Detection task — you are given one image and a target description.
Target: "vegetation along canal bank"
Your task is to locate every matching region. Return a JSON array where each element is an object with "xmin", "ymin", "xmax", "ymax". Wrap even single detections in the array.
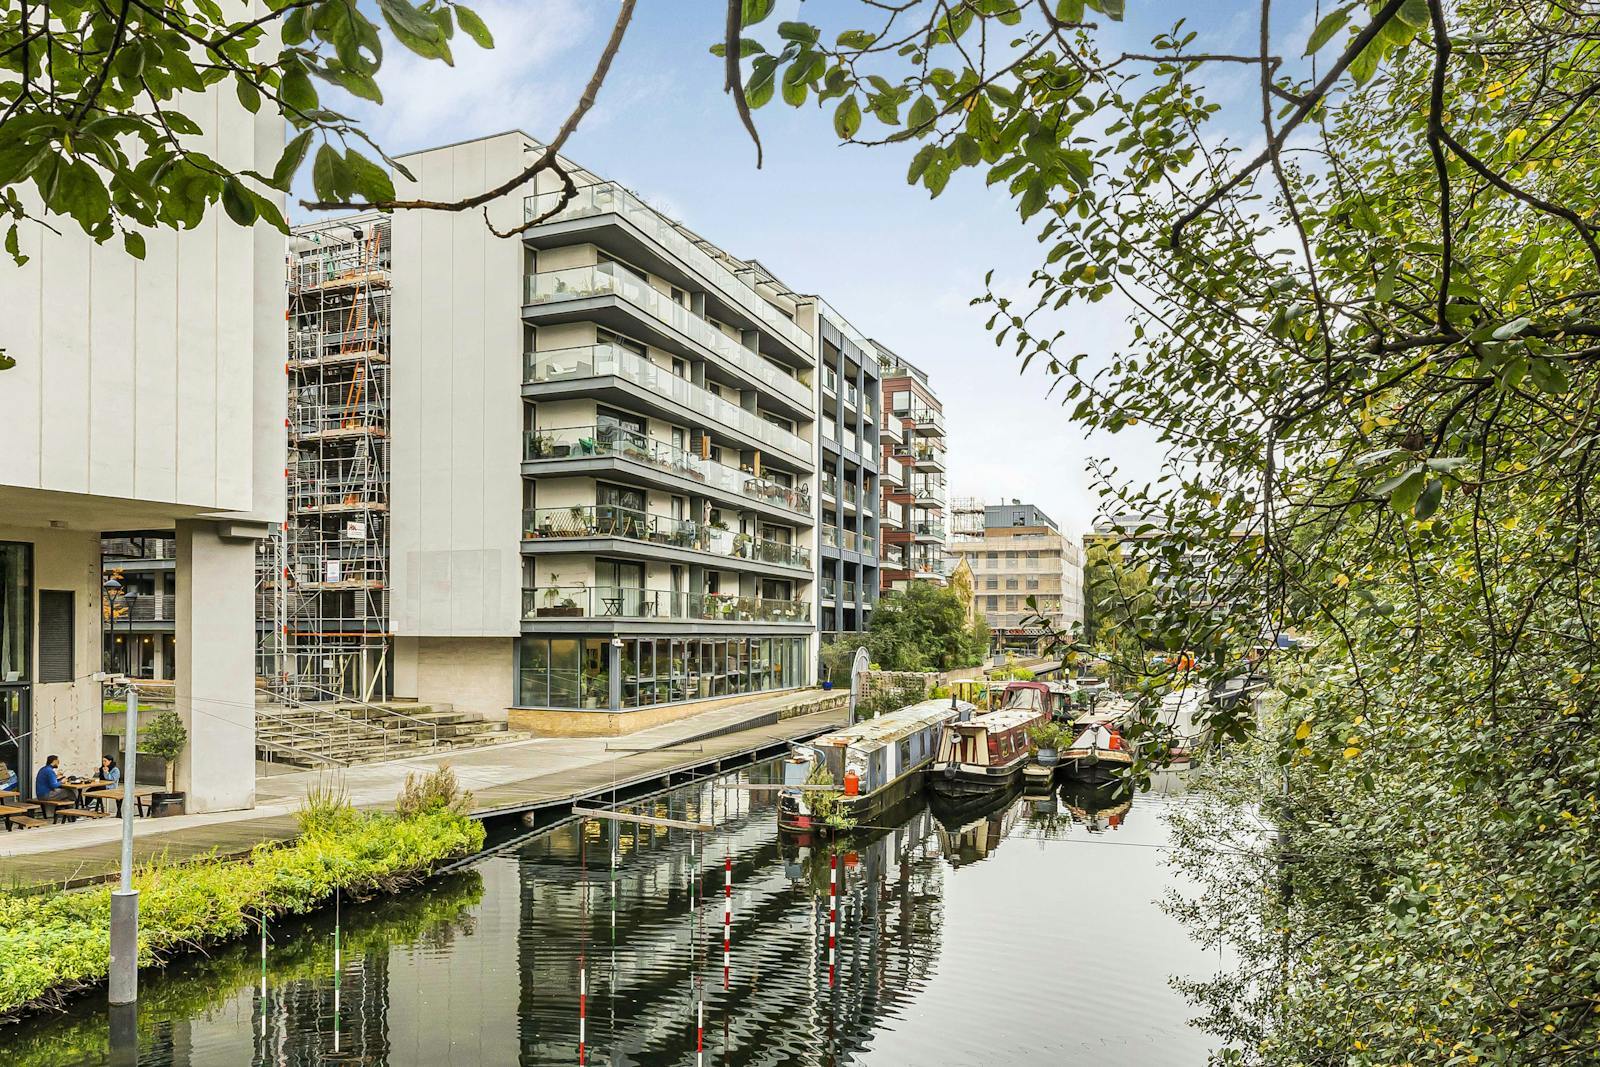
[{"xmin": 0, "ymin": 769, "xmax": 483, "ymax": 1022}]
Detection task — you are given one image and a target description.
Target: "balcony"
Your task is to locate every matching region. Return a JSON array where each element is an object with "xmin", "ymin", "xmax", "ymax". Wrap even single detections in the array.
[
  {"xmin": 523, "ymin": 263, "xmax": 812, "ymax": 411},
  {"xmin": 911, "ymin": 479, "xmax": 947, "ymax": 508},
  {"xmin": 912, "ymin": 521, "xmax": 946, "ymax": 542},
  {"xmin": 895, "ymin": 401, "xmax": 945, "ymax": 434},
  {"xmin": 523, "ymin": 586, "xmax": 811, "ymax": 624},
  {"xmin": 117, "ymin": 593, "xmax": 175, "ymax": 622},
  {"xmin": 821, "ymin": 527, "xmax": 839, "ymax": 549},
  {"xmin": 525, "ymin": 345, "xmax": 809, "ymax": 464},
  {"xmin": 822, "ymin": 577, "xmax": 836, "ymax": 600},
  {"xmin": 523, "ymin": 506, "xmax": 810, "ymax": 570},
  {"xmin": 524, "ymin": 425, "xmax": 812, "ymax": 518},
  {"xmin": 860, "ymin": 532, "xmax": 877, "ymax": 556},
  {"xmin": 911, "ymin": 443, "xmax": 947, "ymax": 472},
  {"xmin": 524, "ymin": 183, "xmax": 815, "ymax": 362}
]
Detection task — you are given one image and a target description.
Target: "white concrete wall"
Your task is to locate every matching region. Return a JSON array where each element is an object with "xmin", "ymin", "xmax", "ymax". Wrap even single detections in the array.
[
  {"xmin": 0, "ymin": 81, "xmax": 285, "ymax": 524},
  {"xmin": 0, "ymin": 526, "xmax": 102, "ymax": 777},
  {"xmin": 175, "ymin": 521, "xmax": 256, "ymax": 812},
  {"xmin": 391, "ymin": 132, "xmax": 526, "ymax": 638}
]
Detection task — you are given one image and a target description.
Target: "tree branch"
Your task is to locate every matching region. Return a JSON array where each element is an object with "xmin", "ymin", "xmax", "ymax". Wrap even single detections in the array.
[{"xmin": 724, "ymin": 0, "xmax": 764, "ymax": 168}]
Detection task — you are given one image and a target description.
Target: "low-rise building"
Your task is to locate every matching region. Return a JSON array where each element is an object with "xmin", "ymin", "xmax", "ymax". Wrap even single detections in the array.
[{"xmin": 949, "ymin": 502, "xmax": 1084, "ymax": 650}]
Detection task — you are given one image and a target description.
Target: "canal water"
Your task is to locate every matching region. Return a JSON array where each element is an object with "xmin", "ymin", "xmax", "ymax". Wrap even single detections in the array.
[{"xmin": 10, "ymin": 762, "xmax": 1221, "ymax": 1065}]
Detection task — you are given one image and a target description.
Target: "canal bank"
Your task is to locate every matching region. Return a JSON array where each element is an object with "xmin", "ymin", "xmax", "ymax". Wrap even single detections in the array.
[
  {"xmin": 3, "ymin": 760, "xmax": 1217, "ymax": 1065},
  {"xmin": 0, "ymin": 689, "xmax": 848, "ymax": 891}
]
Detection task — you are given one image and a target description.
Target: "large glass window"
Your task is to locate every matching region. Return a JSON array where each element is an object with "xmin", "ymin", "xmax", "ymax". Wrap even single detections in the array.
[
  {"xmin": 518, "ymin": 637, "xmax": 550, "ymax": 707},
  {"xmin": 0, "ymin": 542, "xmax": 28, "ymax": 684},
  {"xmin": 549, "ymin": 638, "xmax": 581, "ymax": 708},
  {"xmin": 582, "ymin": 638, "xmax": 610, "ymax": 709}
]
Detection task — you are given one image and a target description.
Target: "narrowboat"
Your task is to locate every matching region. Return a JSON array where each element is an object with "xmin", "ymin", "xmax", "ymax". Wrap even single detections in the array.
[
  {"xmin": 926, "ymin": 703, "xmax": 1050, "ymax": 801},
  {"xmin": 933, "ymin": 790, "xmax": 1029, "ymax": 867},
  {"xmin": 1059, "ymin": 698, "xmax": 1137, "ymax": 782},
  {"xmin": 778, "ymin": 698, "xmax": 976, "ymax": 833},
  {"xmin": 997, "ymin": 679, "xmax": 1077, "ymax": 721}
]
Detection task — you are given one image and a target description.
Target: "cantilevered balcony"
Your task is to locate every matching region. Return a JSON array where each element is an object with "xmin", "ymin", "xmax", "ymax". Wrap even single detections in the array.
[
  {"xmin": 523, "ymin": 586, "xmax": 811, "ymax": 625},
  {"xmin": 523, "ymin": 264, "xmax": 812, "ymax": 414},
  {"xmin": 523, "ymin": 424, "xmax": 812, "ymax": 520},
  {"xmin": 522, "ymin": 184, "xmax": 815, "ymax": 364},
  {"xmin": 525, "ymin": 344, "xmax": 810, "ymax": 464},
  {"xmin": 896, "ymin": 401, "xmax": 945, "ymax": 435},
  {"xmin": 522, "ymin": 505, "xmax": 810, "ymax": 571},
  {"xmin": 912, "ymin": 520, "xmax": 946, "ymax": 542},
  {"xmin": 910, "ymin": 442, "xmax": 946, "ymax": 473}
]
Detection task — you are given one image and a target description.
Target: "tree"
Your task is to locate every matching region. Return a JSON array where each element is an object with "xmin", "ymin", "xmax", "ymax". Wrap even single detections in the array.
[
  {"xmin": 722, "ymin": 0, "xmax": 1600, "ymax": 1060},
  {"xmin": 824, "ymin": 580, "xmax": 988, "ymax": 674},
  {"xmin": 0, "ymin": 0, "xmax": 643, "ymax": 367}
]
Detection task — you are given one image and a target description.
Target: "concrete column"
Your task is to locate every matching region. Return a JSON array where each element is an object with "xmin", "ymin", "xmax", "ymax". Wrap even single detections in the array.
[{"xmin": 174, "ymin": 520, "xmax": 256, "ymax": 812}]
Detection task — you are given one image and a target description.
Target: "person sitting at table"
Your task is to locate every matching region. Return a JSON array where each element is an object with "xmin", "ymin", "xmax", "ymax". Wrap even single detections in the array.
[
  {"xmin": 34, "ymin": 755, "xmax": 70, "ymax": 801},
  {"xmin": 0, "ymin": 761, "xmax": 15, "ymax": 792},
  {"xmin": 100, "ymin": 755, "xmax": 122, "ymax": 785}
]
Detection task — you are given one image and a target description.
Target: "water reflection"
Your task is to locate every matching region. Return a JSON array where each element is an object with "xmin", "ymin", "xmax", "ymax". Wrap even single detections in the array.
[{"xmin": 9, "ymin": 763, "xmax": 1215, "ymax": 1066}]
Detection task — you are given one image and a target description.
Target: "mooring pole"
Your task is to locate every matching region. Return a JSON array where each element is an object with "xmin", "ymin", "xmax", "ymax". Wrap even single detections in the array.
[{"xmin": 109, "ymin": 682, "xmax": 140, "ymax": 1006}]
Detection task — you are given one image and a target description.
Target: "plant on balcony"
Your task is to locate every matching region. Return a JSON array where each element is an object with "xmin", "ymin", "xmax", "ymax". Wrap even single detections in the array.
[
  {"xmin": 732, "ymin": 532, "xmax": 751, "ymax": 557},
  {"xmin": 530, "ymin": 433, "xmax": 555, "ymax": 458},
  {"xmin": 567, "ymin": 505, "xmax": 589, "ymax": 535},
  {"xmin": 538, "ymin": 575, "xmax": 584, "ymax": 618}
]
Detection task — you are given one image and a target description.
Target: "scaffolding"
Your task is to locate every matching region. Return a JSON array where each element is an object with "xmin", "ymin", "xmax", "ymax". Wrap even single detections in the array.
[
  {"xmin": 259, "ymin": 215, "xmax": 392, "ymax": 701},
  {"xmin": 949, "ymin": 496, "xmax": 987, "ymax": 541}
]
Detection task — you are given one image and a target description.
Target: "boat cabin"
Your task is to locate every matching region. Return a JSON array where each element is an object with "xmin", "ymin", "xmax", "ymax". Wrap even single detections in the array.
[
  {"xmin": 784, "ymin": 698, "xmax": 973, "ymax": 796},
  {"xmin": 937, "ymin": 708, "xmax": 1041, "ymax": 769}
]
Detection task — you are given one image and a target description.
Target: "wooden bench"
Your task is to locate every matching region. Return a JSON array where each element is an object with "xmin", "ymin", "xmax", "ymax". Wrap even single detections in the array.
[
  {"xmin": 33, "ymin": 798, "xmax": 73, "ymax": 820},
  {"xmin": 87, "ymin": 788, "xmax": 157, "ymax": 817},
  {"xmin": 4, "ymin": 815, "xmax": 47, "ymax": 830},
  {"xmin": 0, "ymin": 804, "xmax": 32, "ymax": 830},
  {"xmin": 55, "ymin": 808, "xmax": 112, "ymax": 822}
]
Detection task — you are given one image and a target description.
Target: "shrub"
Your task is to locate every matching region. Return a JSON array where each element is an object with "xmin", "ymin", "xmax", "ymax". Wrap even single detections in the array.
[
  {"xmin": 395, "ymin": 764, "xmax": 471, "ymax": 819},
  {"xmin": 141, "ymin": 711, "xmax": 188, "ymax": 791},
  {"xmin": 297, "ymin": 777, "xmax": 355, "ymax": 834},
  {"xmin": 930, "ymin": 684, "xmax": 952, "ymax": 699},
  {"xmin": 0, "ymin": 801, "xmax": 484, "ymax": 1020}
]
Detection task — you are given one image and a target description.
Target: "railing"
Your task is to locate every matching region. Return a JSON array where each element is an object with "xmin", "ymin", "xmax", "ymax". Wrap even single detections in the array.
[
  {"xmin": 253, "ymin": 685, "xmax": 439, "ymax": 765},
  {"xmin": 844, "ymin": 579, "xmax": 858, "ymax": 601},
  {"xmin": 822, "ymin": 577, "xmax": 837, "ymax": 600},
  {"xmin": 912, "ymin": 479, "xmax": 947, "ymax": 505},
  {"xmin": 120, "ymin": 593, "xmax": 175, "ymax": 621},
  {"xmin": 821, "ymin": 527, "xmax": 839, "ymax": 549},
  {"xmin": 523, "ymin": 424, "xmax": 812, "ymax": 516},
  {"xmin": 913, "ymin": 521, "xmax": 947, "ymax": 539},
  {"xmin": 523, "ymin": 506, "xmax": 810, "ymax": 568},
  {"xmin": 102, "ymin": 537, "xmax": 174, "ymax": 560},
  {"xmin": 860, "ymin": 533, "xmax": 877, "ymax": 556},
  {"xmin": 523, "ymin": 261, "xmax": 812, "ymax": 408},
  {"xmin": 895, "ymin": 401, "xmax": 945, "ymax": 431},
  {"xmin": 523, "ymin": 586, "xmax": 811, "ymax": 623},
  {"xmin": 523, "ymin": 182, "xmax": 815, "ymax": 358},
  {"xmin": 525, "ymin": 344, "xmax": 810, "ymax": 463},
  {"xmin": 912, "ymin": 443, "xmax": 946, "ymax": 465}
]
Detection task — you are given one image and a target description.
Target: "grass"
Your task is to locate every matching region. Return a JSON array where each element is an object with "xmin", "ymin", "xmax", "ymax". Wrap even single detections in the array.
[{"xmin": 0, "ymin": 798, "xmax": 484, "ymax": 1020}]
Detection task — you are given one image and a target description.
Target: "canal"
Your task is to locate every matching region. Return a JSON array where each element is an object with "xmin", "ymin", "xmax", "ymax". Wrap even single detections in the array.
[{"xmin": 11, "ymin": 761, "xmax": 1221, "ymax": 1065}]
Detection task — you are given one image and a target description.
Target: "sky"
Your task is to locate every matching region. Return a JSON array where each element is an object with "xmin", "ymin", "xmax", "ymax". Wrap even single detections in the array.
[{"xmin": 297, "ymin": 0, "xmax": 1320, "ymax": 538}]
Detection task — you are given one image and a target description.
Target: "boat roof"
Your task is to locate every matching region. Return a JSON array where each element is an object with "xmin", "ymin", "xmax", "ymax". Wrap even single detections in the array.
[
  {"xmin": 811, "ymin": 698, "xmax": 973, "ymax": 748},
  {"xmin": 953, "ymin": 708, "xmax": 1040, "ymax": 733}
]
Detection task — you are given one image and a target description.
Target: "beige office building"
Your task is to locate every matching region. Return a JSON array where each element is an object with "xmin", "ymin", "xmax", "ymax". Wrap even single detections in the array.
[{"xmin": 949, "ymin": 502, "xmax": 1084, "ymax": 649}]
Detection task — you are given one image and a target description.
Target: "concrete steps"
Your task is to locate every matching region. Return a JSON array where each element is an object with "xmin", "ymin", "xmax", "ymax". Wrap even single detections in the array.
[{"xmin": 255, "ymin": 700, "xmax": 530, "ymax": 769}]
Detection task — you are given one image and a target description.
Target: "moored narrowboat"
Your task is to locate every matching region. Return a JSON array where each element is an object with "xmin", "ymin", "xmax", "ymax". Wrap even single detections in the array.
[
  {"xmin": 926, "ymin": 704, "xmax": 1050, "ymax": 801},
  {"xmin": 778, "ymin": 698, "xmax": 976, "ymax": 833}
]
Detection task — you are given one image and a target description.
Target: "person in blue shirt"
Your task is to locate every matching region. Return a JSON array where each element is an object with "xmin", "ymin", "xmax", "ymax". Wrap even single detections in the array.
[
  {"xmin": 100, "ymin": 755, "xmax": 122, "ymax": 785},
  {"xmin": 0, "ymin": 761, "xmax": 16, "ymax": 792},
  {"xmin": 35, "ymin": 755, "xmax": 69, "ymax": 800}
]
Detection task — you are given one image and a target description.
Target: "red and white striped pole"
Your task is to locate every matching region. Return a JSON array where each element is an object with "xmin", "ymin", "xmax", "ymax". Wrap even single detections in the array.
[
  {"xmin": 696, "ymin": 992, "xmax": 704, "ymax": 1067},
  {"xmin": 722, "ymin": 853, "xmax": 732, "ymax": 989},
  {"xmin": 828, "ymin": 851, "xmax": 839, "ymax": 988},
  {"xmin": 578, "ymin": 963, "xmax": 587, "ymax": 1065}
]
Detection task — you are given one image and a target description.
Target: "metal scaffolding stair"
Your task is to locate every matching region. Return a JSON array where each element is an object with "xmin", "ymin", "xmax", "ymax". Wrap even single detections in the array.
[{"xmin": 254, "ymin": 688, "xmax": 529, "ymax": 769}]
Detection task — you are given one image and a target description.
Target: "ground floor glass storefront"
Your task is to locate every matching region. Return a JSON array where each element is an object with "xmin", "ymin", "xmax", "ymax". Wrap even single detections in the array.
[{"xmin": 516, "ymin": 635, "xmax": 807, "ymax": 710}]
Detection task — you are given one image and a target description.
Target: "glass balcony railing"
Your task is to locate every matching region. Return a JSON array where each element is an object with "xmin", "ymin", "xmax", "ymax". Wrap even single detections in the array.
[
  {"xmin": 822, "ymin": 577, "xmax": 837, "ymax": 600},
  {"xmin": 523, "ymin": 505, "xmax": 810, "ymax": 569},
  {"xmin": 860, "ymin": 533, "xmax": 877, "ymax": 556},
  {"xmin": 913, "ymin": 521, "xmax": 946, "ymax": 540},
  {"xmin": 523, "ymin": 424, "xmax": 813, "ymax": 517},
  {"xmin": 523, "ymin": 585, "xmax": 811, "ymax": 624},
  {"xmin": 525, "ymin": 345, "xmax": 809, "ymax": 463},
  {"xmin": 523, "ymin": 183, "xmax": 815, "ymax": 358},
  {"xmin": 524, "ymin": 263, "xmax": 812, "ymax": 409},
  {"xmin": 894, "ymin": 402, "xmax": 945, "ymax": 432},
  {"xmin": 821, "ymin": 527, "xmax": 839, "ymax": 549},
  {"xmin": 821, "ymin": 475, "xmax": 838, "ymax": 499},
  {"xmin": 844, "ymin": 580, "xmax": 857, "ymax": 601}
]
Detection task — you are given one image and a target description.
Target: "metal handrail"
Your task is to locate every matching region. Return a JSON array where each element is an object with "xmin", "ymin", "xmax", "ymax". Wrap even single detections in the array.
[{"xmin": 275, "ymin": 681, "xmax": 442, "ymax": 749}]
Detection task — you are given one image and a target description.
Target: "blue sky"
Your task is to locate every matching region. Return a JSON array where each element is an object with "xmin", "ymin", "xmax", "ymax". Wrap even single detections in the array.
[{"xmin": 304, "ymin": 1, "xmax": 1320, "ymax": 536}]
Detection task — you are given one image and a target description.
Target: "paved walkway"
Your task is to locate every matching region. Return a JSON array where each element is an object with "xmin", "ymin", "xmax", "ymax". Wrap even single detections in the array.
[{"xmin": 0, "ymin": 689, "xmax": 846, "ymax": 891}]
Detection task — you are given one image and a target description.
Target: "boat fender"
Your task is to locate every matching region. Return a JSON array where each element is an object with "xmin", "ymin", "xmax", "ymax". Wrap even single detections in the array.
[{"xmin": 943, "ymin": 763, "xmax": 957, "ymax": 778}]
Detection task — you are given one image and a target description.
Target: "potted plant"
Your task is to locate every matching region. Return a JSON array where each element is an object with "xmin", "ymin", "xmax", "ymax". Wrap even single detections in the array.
[
  {"xmin": 733, "ymin": 531, "xmax": 752, "ymax": 558},
  {"xmin": 530, "ymin": 432, "xmax": 556, "ymax": 458},
  {"xmin": 143, "ymin": 711, "xmax": 189, "ymax": 814},
  {"xmin": 1032, "ymin": 722, "xmax": 1068, "ymax": 767}
]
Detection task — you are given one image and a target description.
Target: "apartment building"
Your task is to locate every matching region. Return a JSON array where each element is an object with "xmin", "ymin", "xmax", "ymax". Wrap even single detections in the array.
[
  {"xmin": 877, "ymin": 346, "xmax": 949, "ymax": 589},
  {"xmin": 950, "ymin": 502, "xmax": 1085, "ymax": 651},
  {"xmin": 0, "ymin": 79, "xmax": 285, "ymax": 812},
  {"xmin": 816, "ymin": 302, "xmax": 881, "ymax": 640},
  {"xmin": 384, "ymin": 132, "xmax": 818, "ymax": 732},
  {"xmin": 102, "ymin": 535, "xmax": 178, "ymax": 681}
]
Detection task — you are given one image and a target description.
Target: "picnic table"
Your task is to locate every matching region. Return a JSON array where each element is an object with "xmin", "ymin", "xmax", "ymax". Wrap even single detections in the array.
[
  {"xmin": 0, "ymin": 788, "xmax": 19, "ymax": 801},
  {"xmin": 0, "ymin": 804, "xmax": 45, "ymax": 831},
  {"xmin": 85, "ymin": 787, "xmax": 158, "ymax": 818},
  {"xmin": 33, "ymin": 797, "xmax": 74, "ymax": 822},
  {"xmin": 62, "ymin": 778, "xmax": 113, "ymax": 809}
]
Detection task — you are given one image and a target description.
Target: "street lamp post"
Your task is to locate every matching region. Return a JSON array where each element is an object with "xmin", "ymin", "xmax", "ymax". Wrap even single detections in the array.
[{"xmin": 101, "ymin": 577, "xmax": 141, "ymax": 1015}]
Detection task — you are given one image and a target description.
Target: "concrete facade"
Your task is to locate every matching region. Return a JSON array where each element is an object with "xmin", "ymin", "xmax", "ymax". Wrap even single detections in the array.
[
  {"xmin": 0, "ymin": 69, "xmax": 285, "ymax": 812},
  {"xmin": 816, "ymin": 302, "xmax": 881, "ymax": 641},
  {"xmin": 876, "ymin": 346, "xmax": 949, "ymax": 589},
  {"xmin": 948, "ymin": 505, "xmax": 1086, "ymax": 649}
]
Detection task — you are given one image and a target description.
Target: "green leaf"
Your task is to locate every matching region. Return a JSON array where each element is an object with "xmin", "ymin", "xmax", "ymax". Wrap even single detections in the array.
[
  {"xmin": 312, "ymin": 143, "xmax": 348, "ymax": 201},
  {"xmin": 781, "ymin": 61, "xmax": 810, "ymax": 107},
  {"xmin": 1305, "ymin": 3, "xmax": 1356, "ymax": 55},
  {"xmin": 1375, "ymin": 259, "xmax": 1399, "ymax": 303},
  {"xmin": 833, "ymin": 96, "xmax": 862, "ymax": 139},
  {"xmin": 221, "ymin": 177, "xmax": 257, "ymax": 226},
  {"xmin": 454, "ymin": 3, "xmax": 495, "ymax": 48},
  {"xmin": 740, "ymin": 0, "xmax": 775, "ymax": 27},
  {"xmin": 273, "ymin": 130, "xmax": 314, "ymax": 191},
  {"xmin": 235, "ymin": 77, "xmax": 262, "ymax": 114},
  {"xmin": 280, "ymin": 65, "xmax": 319, "ymax": 115},
  {"xmin": 907, "ymin": 94, "xmax": 937, "ymax": 131},
  {"xmin": 1491, "ymin": 316, "xmax": 1531, "ymax": 340},
  {"xmin": 1497, "ymin": 244, "xmax": 1540, "ymax": 301},
  {"xmin": 746, "ymin": 57, "xmax": 777, "ymax": 109},
  {"xmin": 122, "ymin": 230, "xmax": 146, "ymax": 259},
  {"xmin": 1020, "ymin": 176, "xmax": 1048, "ymax": 220},
  {"xmin": 343, "ymin": 149, "xmax": 396, "ymax": 203},
  {"xmin": 1413, "ymin": 477, "xmax": 1443, "ymax": 519},
  {"xmin": 379, "ymin": 0, "xmax": 453, "ymax": 64},
  {"xmin": 1385, "ymin": 469, "xmax": 1425, "ymax": 515},
  {"xmin": 777, "ymin": 21, "xmax": 819, "ymax": 45},
  {"xmin": 1396, "ymin": 0, "xmax": 1431, "ymax": 28}
]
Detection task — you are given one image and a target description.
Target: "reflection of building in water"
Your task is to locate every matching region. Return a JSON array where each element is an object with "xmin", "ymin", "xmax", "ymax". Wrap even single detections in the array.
[
  {"xmin": 505, "ymin": 775, "xmax": 951, "ymax": 1066},
  {"xmin": 935, "ymin": 793, "xmax": 1031, "ymax": 866}
]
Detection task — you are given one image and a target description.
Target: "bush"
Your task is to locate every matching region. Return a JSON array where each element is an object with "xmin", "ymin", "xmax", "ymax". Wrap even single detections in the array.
[
  {"xmin": 297, "ymin": 777, "xmax": 355, "ymax": 834},
  {"xmin": 395, "ymin": 764, "xmax": 471, "ymax": 819},
  {"xmin": 0, "ymin": 799, "xmax": 484, "ymax": 1020},
  {"xmin": 141, "ymin": 711, "xmax": 188, "ymax": 791},
  {"xmin": 930, "ymin": 684, "xmax": 952, "ymax": 699}
]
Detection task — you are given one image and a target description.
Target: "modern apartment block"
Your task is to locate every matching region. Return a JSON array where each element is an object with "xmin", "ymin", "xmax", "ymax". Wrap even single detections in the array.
[
  {"xmin": 816, "ymin": 303, "xmax": 881, "ymax": 640},
  {"xmin": 383, "ymin": 132, "xmax": 818, "ymax": 732},
  {"xmin": 949, "ymin": 502, "xmax": 1085, "ymax": 650},
  {"xmin": 877, "ymin": 346, "xmax": 949, "ymax": 589},
  {"xmin": 261, "ymin": 215, "xmax": 394, "ymax": 702}
]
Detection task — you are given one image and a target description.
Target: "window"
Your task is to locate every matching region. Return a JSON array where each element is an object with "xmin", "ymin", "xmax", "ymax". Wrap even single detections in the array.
[
  {"xmin": 37, "ymin": 590, "xmax": 73, "ymax": 684},
  {"xmin": 986, "ymin": 596, "xmax": 999, "ymax": 611},
  {"xmin": 1006, "ymin": 596, "xmax": 1019, "ymax": 612},
  {"xmin": 1026, "ymin": 578, "xmax": 1040, "ymax": 590},
  {"xmin": 0, "ymin": 542, "xmax": 27, "ymax": 683},
  {"xmin": 985, "ymin": 578, "xmax": 998, "ymax": 590},
  {"xmin": 1005, "ymin": 578, "xmax": 1018, "ymax": 590},
  {"xmin": 595, "ymin": 327, "xmax": 647, "ymax": 357}
]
